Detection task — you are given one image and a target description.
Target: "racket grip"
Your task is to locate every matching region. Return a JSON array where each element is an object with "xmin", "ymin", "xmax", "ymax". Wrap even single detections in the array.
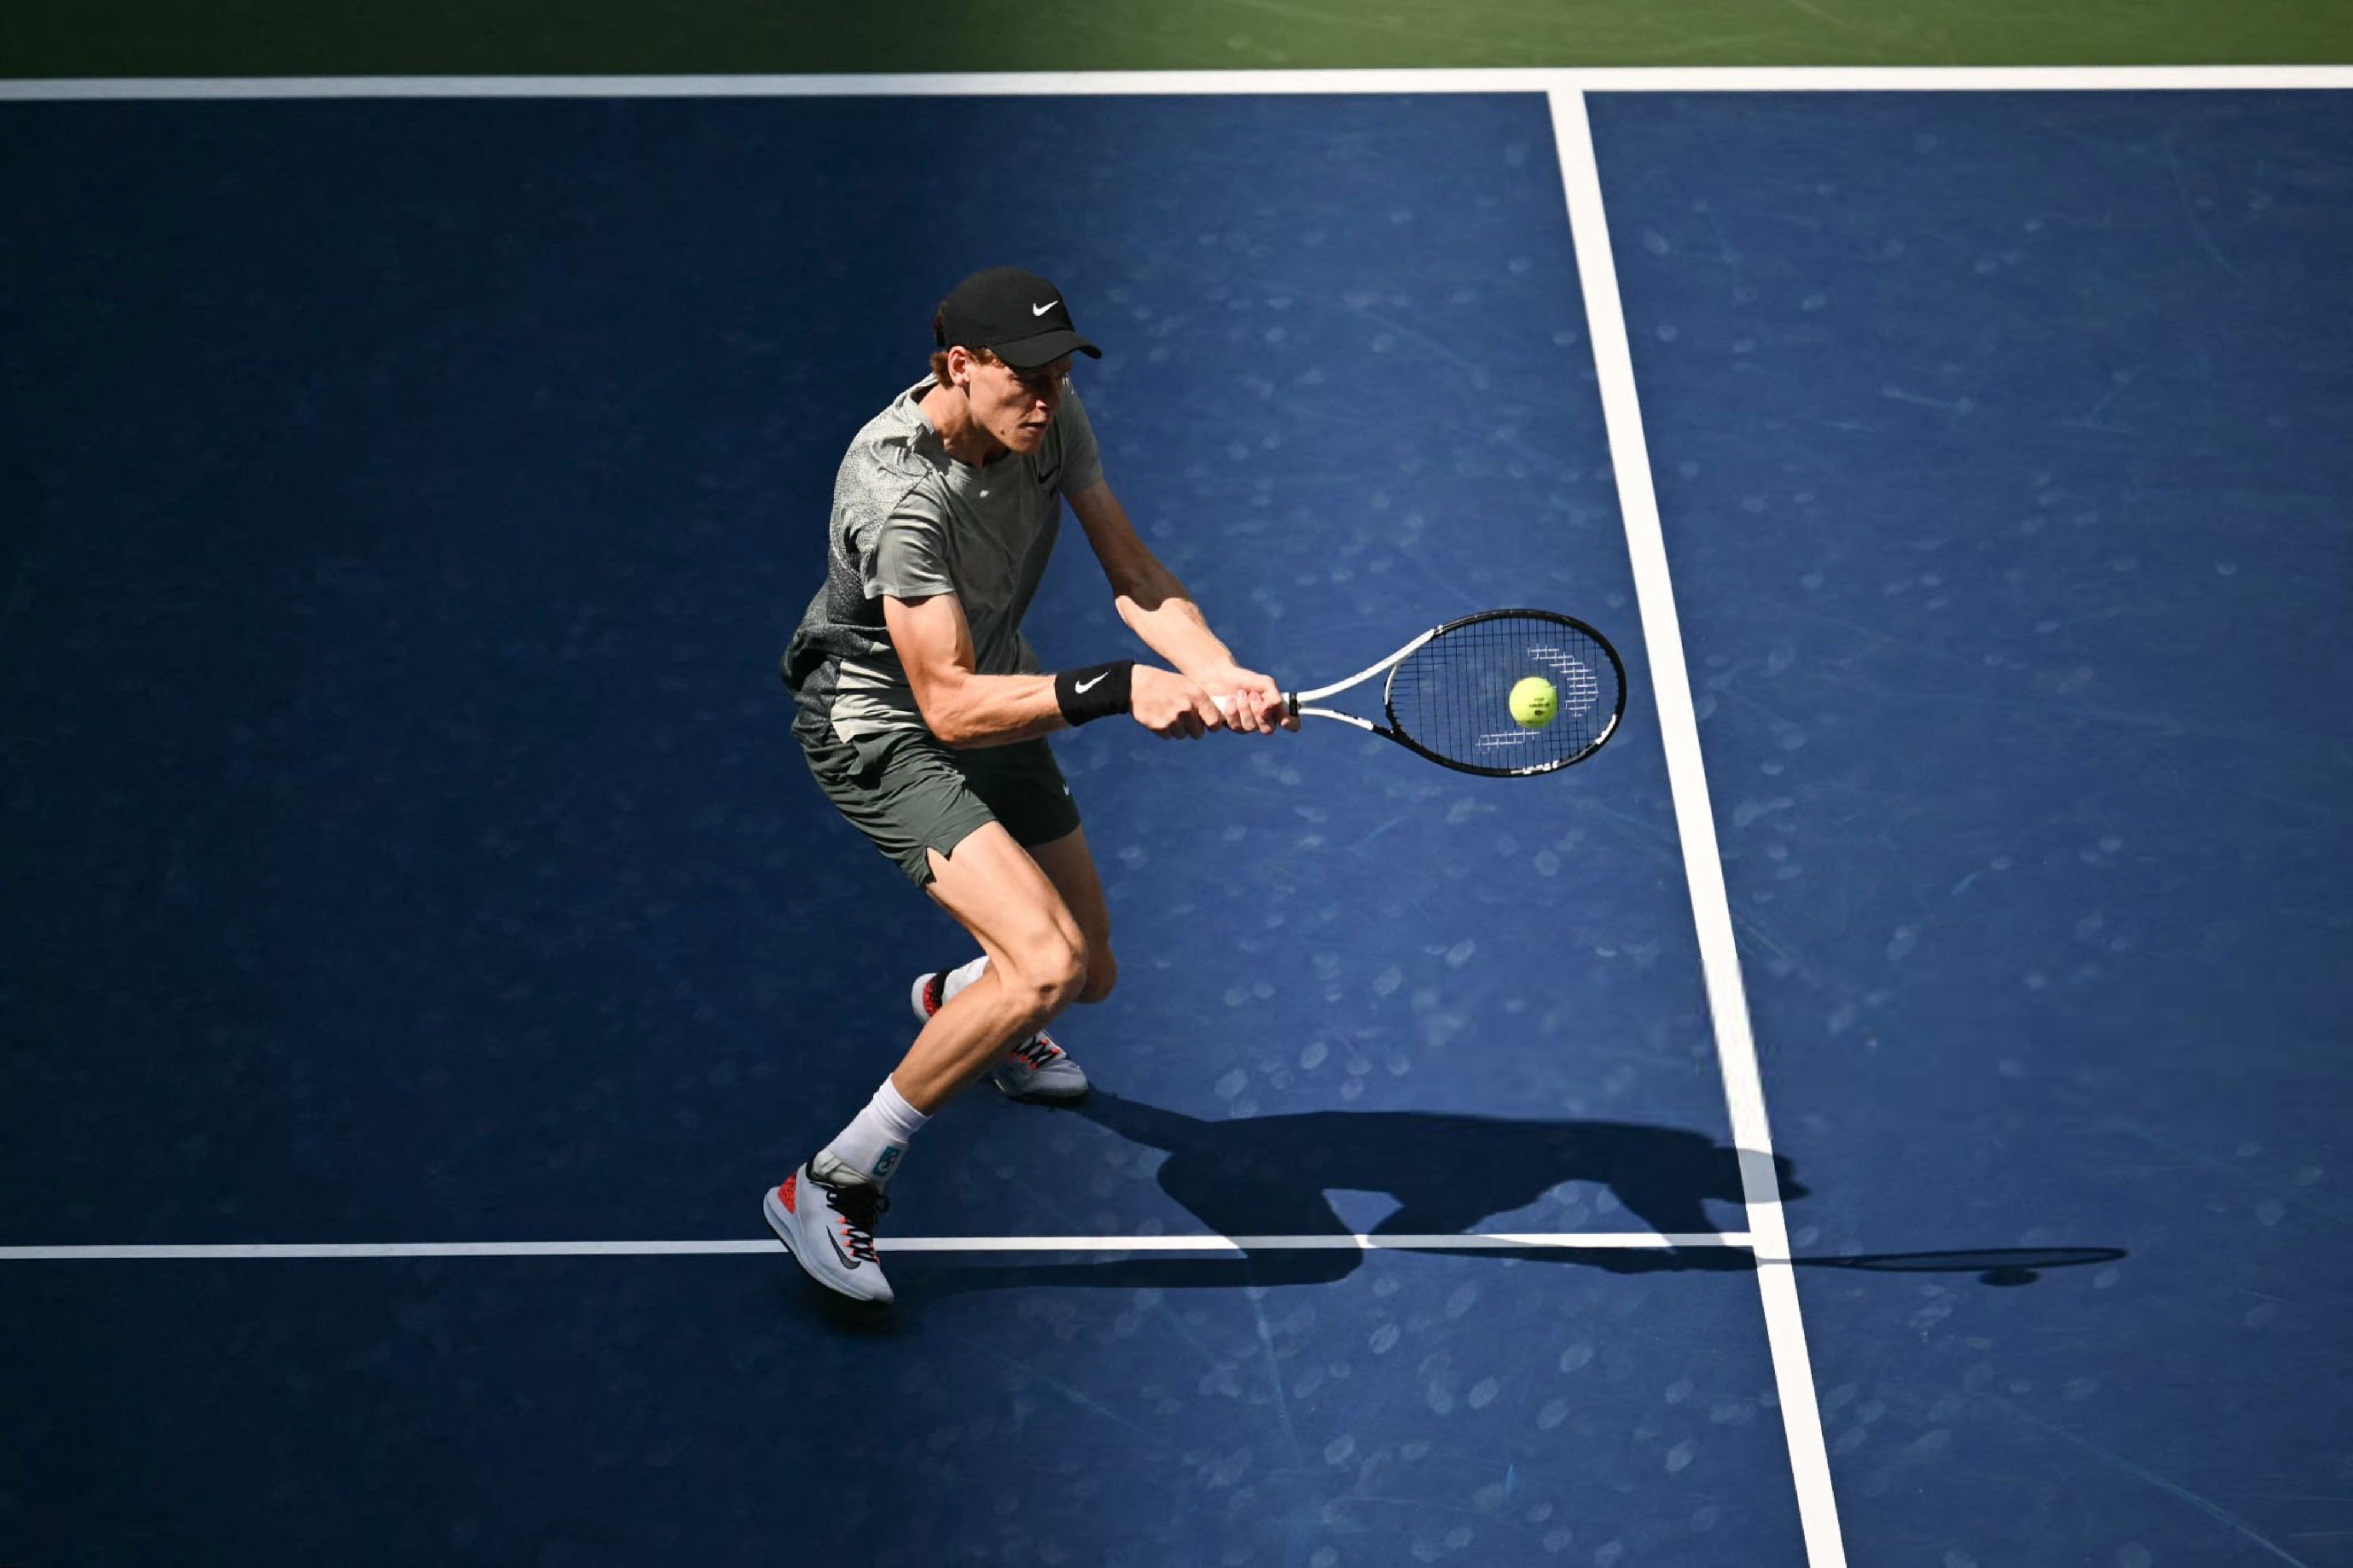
[{"xmin": 1213, "ymin": 692, "xmax": 1298, "ymax": 718}]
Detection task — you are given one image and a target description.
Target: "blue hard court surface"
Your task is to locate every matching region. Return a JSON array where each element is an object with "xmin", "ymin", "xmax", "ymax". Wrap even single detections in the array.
[
  {"xmin": 1593, "ymin": 90, "xmax": 2353, "ymax": 1564},
  {"xmin": 5, "ymin": 85, "xmax": 2351, "ymax": 1566}
]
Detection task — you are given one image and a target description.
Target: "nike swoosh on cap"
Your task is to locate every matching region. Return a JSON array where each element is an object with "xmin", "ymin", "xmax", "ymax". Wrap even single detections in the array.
[{"xmin": 1032, "ymin": 300, "xmax": 1059, "ymax": 316}]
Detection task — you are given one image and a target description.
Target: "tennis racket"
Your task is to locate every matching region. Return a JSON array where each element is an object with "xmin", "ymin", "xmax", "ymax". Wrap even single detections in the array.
[{"xmin": 1218, "ymin": 608, "xmax": 1627, "ymax": 777}]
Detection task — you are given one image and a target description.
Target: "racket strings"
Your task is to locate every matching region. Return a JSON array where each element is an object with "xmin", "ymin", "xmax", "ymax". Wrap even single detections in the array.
[{"xmin": 1385, "ymin": 614, "xmax": 1621, "ymax": 774}]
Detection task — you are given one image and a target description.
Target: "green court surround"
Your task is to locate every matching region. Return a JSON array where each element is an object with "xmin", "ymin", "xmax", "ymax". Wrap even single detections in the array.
[{"xmin": 6, "ymin": 0, "xmax": 2349, "ymax": 78}]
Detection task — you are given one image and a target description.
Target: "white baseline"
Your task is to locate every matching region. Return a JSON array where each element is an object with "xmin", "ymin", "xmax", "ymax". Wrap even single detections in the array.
[
  {"xmin": 4, "ymin": 65, "xmax": 2352, "ymax": 101},
  {"xmin": 2, "ymin": 1231, "xmax": 1750, "ymax": 1261}
]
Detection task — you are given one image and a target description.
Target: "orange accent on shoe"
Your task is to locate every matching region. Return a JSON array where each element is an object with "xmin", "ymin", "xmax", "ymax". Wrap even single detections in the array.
[{"xmin": 778, "ymin": 1173, "xmax": 799, "ymax": 1214}]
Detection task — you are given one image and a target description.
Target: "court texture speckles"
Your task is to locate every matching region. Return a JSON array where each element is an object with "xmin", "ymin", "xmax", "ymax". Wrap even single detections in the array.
[{"xmin": 3, "ymin": 73, "xmax": 2349, "ymax": 1567}]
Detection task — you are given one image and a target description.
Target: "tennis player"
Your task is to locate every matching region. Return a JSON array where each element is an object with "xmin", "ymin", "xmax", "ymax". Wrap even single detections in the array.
[{"xmin": 767, "ymin": 266, "xmax": 1293, "ymax": 1304}]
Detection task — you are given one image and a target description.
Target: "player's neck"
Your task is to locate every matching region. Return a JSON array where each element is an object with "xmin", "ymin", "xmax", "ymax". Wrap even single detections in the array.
[{"xmin": 919, "ymin": 382, "xmax": 1011, "ymax": 468}]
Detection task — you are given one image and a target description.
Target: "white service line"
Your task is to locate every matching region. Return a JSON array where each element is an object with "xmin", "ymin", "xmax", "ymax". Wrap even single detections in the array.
[
  {"xmin": 1548, "ymin": 88, "xmax": 1847, "ymax": 1568},
  {"xmin": 1, "ymin": 1231, "xmax": 1750, "ymax": 1261},
  {"xmin": 4, "ymin": 65, "xmax": 2352, "ymax": 100}
]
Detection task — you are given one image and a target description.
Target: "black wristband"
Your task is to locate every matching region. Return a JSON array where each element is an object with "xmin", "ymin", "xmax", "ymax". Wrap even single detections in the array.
[{"xmin": 1054, "ymin": 661, "xmax": 1135, "ymax": 726}]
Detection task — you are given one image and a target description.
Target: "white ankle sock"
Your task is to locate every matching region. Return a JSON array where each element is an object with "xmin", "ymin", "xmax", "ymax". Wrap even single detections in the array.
[
  {"xmin": 818, "ymin": 1077, "xmax": 930, "ymax": 1186},
  {"xmin": 940, "ymin": 954, "xmax": 990, "ymax": 1006}
]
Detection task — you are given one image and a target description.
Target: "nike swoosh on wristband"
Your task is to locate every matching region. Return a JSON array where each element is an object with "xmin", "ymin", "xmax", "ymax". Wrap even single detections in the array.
[
  {"xmin": 1074, "ymin": 673, "xmax": 1107, "ymax": 693},
  {"xmin": 1032, "ymin": 300, "xmax": 1058, "ymax": 316}
]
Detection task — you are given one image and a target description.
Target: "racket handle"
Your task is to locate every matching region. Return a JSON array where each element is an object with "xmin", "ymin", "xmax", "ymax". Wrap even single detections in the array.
[{"xmin": 1213, "ymin": 692, "xmax": 1299, "ymax": 718}]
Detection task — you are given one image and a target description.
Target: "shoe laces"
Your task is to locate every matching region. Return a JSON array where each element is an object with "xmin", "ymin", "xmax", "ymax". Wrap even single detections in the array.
[
  {"xmin": 1007, "ymin": 1033, "xmax": 1062, "ymax": 1069},
  {"xmin": 816, "ymin": 1174, "xmax": 889, "ymax": 1265}
]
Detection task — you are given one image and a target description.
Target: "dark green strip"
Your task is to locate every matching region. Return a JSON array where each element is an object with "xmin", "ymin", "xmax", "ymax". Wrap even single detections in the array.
[{"xmin": 6, "ymin": 0, "xmax": 2350, "ymax": 78}]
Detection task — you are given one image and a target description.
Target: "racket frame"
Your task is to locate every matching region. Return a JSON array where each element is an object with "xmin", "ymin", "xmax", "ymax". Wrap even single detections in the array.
[{"xmin": 1290, "ymin": 608, "xmax": 1627, "ymax": 777}]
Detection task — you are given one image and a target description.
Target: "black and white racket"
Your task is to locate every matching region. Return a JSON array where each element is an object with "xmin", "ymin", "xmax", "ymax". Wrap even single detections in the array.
[{"xmin": 1220, "ymin": 608, "xmax": 1628, "ymax": 777}]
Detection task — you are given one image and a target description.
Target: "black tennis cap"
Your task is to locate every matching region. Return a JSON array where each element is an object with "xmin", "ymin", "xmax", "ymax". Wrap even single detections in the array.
[{"xmin": 934, "ymin": 267, "xmax": 1102, "ymax": 370}]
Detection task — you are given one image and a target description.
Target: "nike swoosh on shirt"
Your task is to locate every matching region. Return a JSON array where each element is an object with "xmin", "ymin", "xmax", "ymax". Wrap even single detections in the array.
[
  {"xmin": 1032, "ymin": 300, "xmax": 1059, "ymax": 316},
  {"xmin": 1074, "ymin": 673, "xmax": 1107, "ymax": 693}
]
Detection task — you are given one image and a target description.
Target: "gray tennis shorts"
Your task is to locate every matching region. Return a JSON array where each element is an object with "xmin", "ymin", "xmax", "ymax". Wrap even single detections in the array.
[{"xmin": 800, "ymin": 726, "xmax": 1082, "ymax": 888}]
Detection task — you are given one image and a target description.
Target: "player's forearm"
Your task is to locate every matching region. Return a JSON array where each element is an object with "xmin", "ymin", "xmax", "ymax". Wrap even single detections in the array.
[
  {"xmin": 914, "ymin": 672, "xmax": 1069, "ymax": 748},
  {"xmin": 1114, "ymin": 570, "xmax": 1239, "ymax": 681}
]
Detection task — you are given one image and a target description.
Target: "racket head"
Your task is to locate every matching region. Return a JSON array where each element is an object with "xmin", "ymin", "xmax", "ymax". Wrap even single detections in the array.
[{"xmin": 1378, "ymin": 609, "xmax": 1627, "ymax": 777}]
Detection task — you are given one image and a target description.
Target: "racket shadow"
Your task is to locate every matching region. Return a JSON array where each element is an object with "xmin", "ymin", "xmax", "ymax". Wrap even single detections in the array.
[{"xmin": 893, "ymin": 1092, "xmax": 2125, "ymax": 1301}]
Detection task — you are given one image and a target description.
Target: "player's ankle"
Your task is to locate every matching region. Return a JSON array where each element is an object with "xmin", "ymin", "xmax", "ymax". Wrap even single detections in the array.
[{"xmin": 811, "ymin": 1148, "xmax": 873, "ymax": 1186}]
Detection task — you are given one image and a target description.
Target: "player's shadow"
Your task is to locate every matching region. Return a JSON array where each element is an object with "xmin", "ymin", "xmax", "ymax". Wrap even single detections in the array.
[
  {"xmin": 886, "ymin": 1092, "xmax": 2127, "ymax": 1308},
  {"xmin": 894, "ymin": 1092, "xmax": 1779, "ymax": 1301}
]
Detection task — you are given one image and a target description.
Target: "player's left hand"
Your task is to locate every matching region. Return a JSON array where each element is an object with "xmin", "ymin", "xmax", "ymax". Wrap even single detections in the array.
[{"xmin": 1205, "ymin": 665, "xmax": 1297, "ymax": 734}]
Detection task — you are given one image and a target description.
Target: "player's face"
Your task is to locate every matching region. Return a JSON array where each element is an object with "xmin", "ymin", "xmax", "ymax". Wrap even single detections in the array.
[{"xmin": 962, "ymin": 354, "xmax": 1071, "ymax": 455}]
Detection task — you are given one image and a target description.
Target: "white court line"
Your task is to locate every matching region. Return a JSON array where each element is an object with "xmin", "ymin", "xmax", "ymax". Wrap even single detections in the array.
[
  {"xmin": 2, "ymin": 1231, "xmax": 1748, "ymax": 1261},
  {"xmin": 1549, "ymin": 89, "xmax": 1847, "ymax": 1567},
  {"xmin": 4, "ymin": 65, "xmax": 2352, "ymax": 100}
]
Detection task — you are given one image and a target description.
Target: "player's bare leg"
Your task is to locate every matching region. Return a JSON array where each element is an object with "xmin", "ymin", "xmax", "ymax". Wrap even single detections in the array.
[
  {"xmin": 1025, "ymin": 826, "xmax": 1117, "ymax": 1005},
  {"xmin": 903, "ymin": 823, "xmax": 1090, "ymax": 1110},
  {"xmin": 765, "ymin": 823, "xmax": 1086, "ymax": 1304},
  {"xmin": 909, "ymin": 826, "xmax": 1103, "ymax": 1103}
]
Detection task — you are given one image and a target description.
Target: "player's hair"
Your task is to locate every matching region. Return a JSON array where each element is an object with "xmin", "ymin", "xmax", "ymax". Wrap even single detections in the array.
[
  {"xmin": 929, "ymin": 305, "xmax": 1006, "ymax": 388},
  {"xmin": 928, "ymin": 343, "xmax": 1002, "ymax": 387}
]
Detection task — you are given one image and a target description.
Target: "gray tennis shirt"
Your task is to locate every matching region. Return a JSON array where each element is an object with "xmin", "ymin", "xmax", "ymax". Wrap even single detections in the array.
[{"xmin": 781, "ymin": 376, "xmax": 1103, "ymax": 746}]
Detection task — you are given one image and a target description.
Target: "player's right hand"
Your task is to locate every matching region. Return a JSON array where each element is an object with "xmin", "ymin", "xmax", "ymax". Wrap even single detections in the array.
[{"xmin": 1129, "ymin": 665, "xmax": 1225, "ymax": 740}]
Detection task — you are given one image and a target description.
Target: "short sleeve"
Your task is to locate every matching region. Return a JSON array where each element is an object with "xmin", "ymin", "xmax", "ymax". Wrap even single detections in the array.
[
  {"xmin": 1052, "ymin": 384, "xmax": 1105, "ymax": 495},
  {"xmin": 867, "ymin": 487, "xmax": 959, "ymax": 601}
]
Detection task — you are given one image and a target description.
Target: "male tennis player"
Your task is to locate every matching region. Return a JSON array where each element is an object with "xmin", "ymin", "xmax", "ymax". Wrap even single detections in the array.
[{"xmin": 768, "ymin": 266, "xmax": 1293, "ymax": 1304}]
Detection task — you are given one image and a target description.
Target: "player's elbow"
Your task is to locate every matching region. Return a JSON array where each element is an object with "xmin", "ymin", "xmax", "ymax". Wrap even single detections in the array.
[
  {"xmin": 911, "ymin": 677, "xmax": 980, "ymax": 747},
  {"xmin": 1114, "ymin": 579, "xmax": 1181, "ymax": 619},
  {"xmin": 914, "ymin": 693, "xmax": 972, "ymax": 746}
]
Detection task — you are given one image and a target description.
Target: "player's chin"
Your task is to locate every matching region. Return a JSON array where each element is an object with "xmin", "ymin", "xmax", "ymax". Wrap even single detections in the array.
[{"xmin": 1008, "ymin": 423, "xmax": 1049, "ymax": 450}]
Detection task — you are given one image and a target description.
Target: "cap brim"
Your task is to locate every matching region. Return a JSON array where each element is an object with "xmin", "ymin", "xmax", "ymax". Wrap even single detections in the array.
[{"xmin": 992, "ymin": 328, "xmax": 1102, "ymax": 369}]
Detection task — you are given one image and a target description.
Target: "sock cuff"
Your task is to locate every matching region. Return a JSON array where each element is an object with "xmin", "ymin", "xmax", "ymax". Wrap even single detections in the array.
[
  {"xmin": 817, "ymin": 1078, "xmax": 931, "ymax": 1187},
  {"xmin": 874, "ymin": 1076, "xmax": 929, "ymax": 1134},
  {"xmin": 809, "ymin": 1149, "xmax": 866, "ymax": 1186}
]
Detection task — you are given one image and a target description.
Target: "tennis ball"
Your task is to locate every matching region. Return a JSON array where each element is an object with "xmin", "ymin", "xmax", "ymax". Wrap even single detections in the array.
[{"xmin": 1510, "ymin": 675, "xmax": 1558, "ymax": 730}]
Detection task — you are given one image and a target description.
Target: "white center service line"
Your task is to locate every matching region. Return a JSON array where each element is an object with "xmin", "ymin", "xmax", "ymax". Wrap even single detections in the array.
[
  {"xmin": 1549, "ymin": 87, "xmax": 1848, "ymax": 1568},
  {"xmin": 1, "ymin": 1231, "xmax": 1749, "ymax": 1261}
]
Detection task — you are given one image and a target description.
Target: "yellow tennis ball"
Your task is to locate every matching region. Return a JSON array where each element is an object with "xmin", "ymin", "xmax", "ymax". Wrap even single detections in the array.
[{"xmin": 1510, "ymin": 675, "xmax": 1558, "ymax": 729}]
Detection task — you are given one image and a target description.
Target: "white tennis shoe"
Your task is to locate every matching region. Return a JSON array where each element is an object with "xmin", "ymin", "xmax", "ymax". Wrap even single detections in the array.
[
  {"xmin": 764, "ymin": 1160, "xmax": 893, "ymax": 1304},
  {"xmin": 911, "ymin": 968, "xmax": 1091, "ymax": 1103}
]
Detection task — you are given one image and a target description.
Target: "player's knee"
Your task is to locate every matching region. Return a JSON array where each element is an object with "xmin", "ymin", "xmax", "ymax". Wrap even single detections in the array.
[
  {"xmin": 1077, "ymin": 944, "xmax": 1118, "ymax": 1006},
  {"xmin": 1008, "ymin": 936, "xmax": 1086, "ymax": 1026}
]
